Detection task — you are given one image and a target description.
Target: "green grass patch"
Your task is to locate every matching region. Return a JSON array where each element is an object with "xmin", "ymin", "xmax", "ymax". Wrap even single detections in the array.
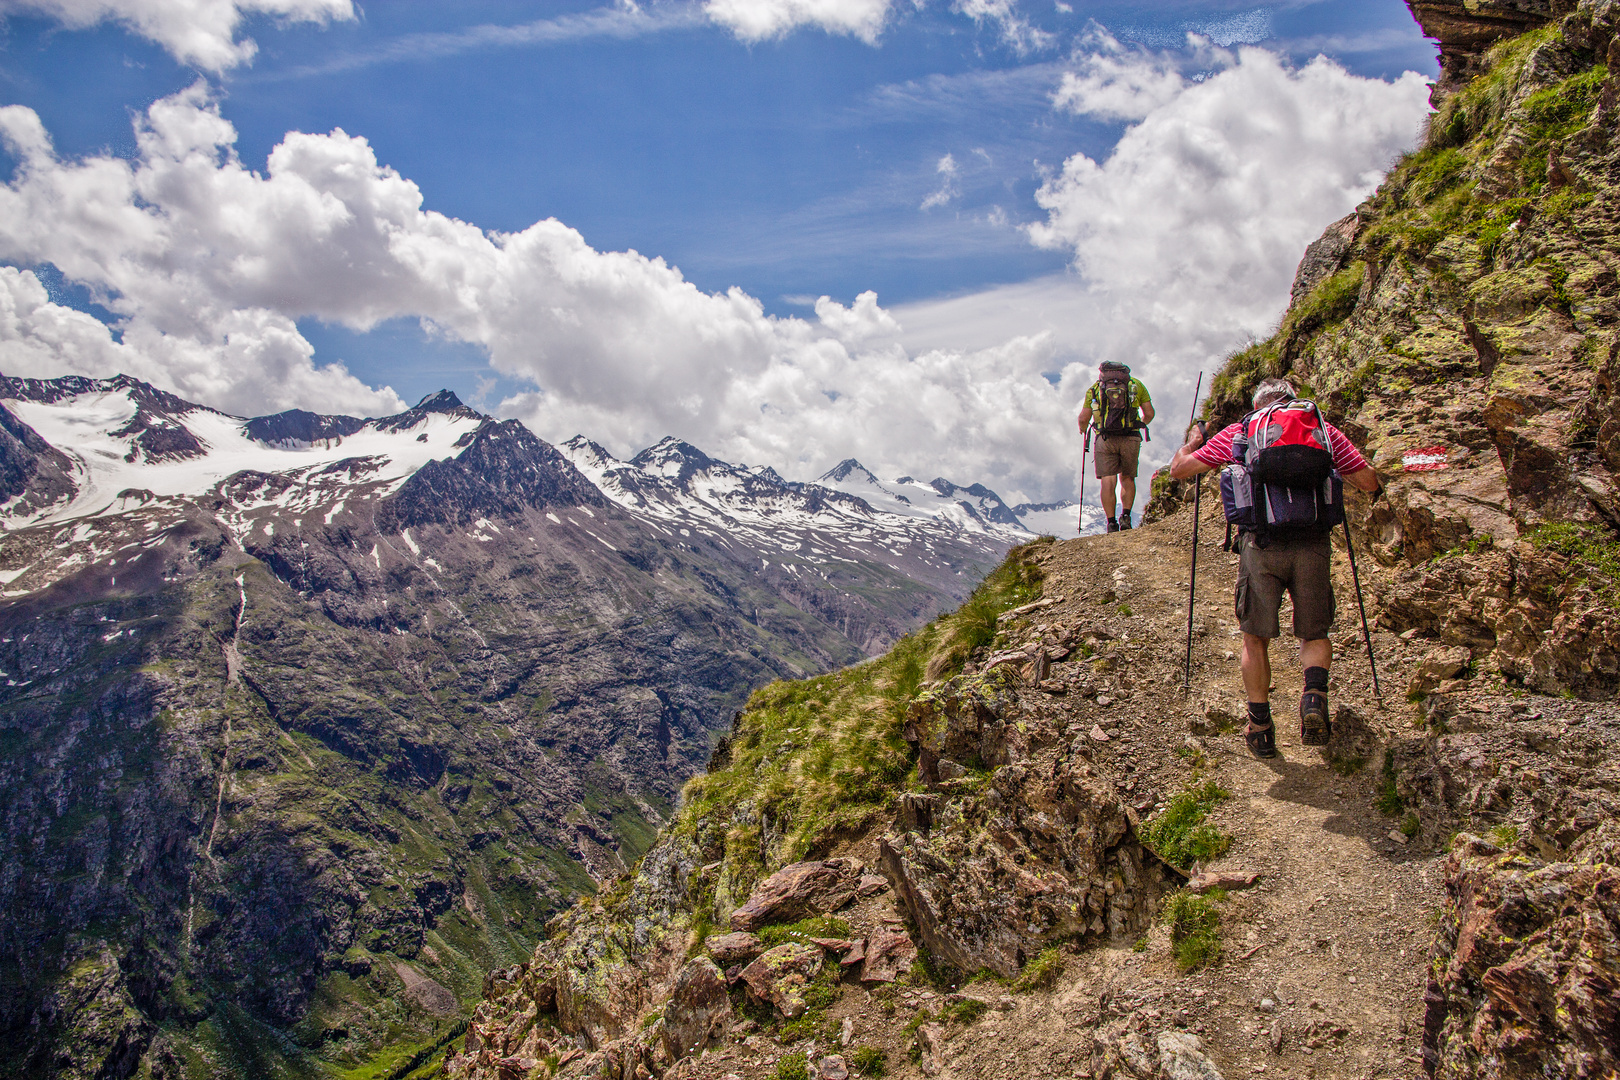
[
  {"xmin": 1488, "ymin": 823, "xmax": 1520, "ymax": 847},
  {"xmin": 674, "ymin": 540, "xmax": 1052, "ymax": 886},
  {"xmin": 1375, "ymin": 750, "xmax": 1405, "ymax": 816},
  {"xmin": 940, "ymin": 996, "xmax": 989, "ymax": 1025},
  {"xmin": 1011, "ymin": 945, "xmax": 1064, "ymax": 992},
  {"xmin": 1139, "ymin": 780, "xmax": 1232, "ymax": 872},
  {"xmin": 1400, "ymin": 812, "xmax": 1421, "ymax": 839},
  {"xmin": 756, "ymin": 915, "xmax": 853, "ymax": 950},
  {"xmin": 1164, "ymin": 892, "xmax": 1222, "ymax": 972},
  {"xmin": 852, "ymin": 1045, "xmax": 888, "ymax": 1077},
  {"xmin": 1527, "ymin": 522, "xmax": 1620, "ymax": 597},
  {"xmin": 775, "ymin": 1051, "xmax": 810, "ymax": 1080}
]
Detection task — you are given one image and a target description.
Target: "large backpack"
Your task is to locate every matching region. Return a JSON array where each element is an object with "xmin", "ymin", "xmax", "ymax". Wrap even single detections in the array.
[
  {"xmin": 1096, "ymin": 362, "xmax": 1138, "ymax": 436},
  {"xmin": 1219, "ymin": 398, "xmax": 1344, "ymax": 542}
]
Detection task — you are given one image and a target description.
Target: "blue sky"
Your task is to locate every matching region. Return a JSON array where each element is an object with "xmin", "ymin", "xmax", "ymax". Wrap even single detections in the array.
[{"xmin": 0, "ymin": 0, "xmax": 1437, "ymax": 502}]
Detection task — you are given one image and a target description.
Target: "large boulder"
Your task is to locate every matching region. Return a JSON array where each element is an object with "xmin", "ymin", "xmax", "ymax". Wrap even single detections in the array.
[
  {"xmin": 737, "ymin": 943, "xmax": 824, "ymax": 1019},
  {"xmin": 728, "ymin": 859, "xmax": 860, "ymax": 932},
  {"xmin": 661, "ymin": 958, "xmax": 731, "ymax": 1062}
]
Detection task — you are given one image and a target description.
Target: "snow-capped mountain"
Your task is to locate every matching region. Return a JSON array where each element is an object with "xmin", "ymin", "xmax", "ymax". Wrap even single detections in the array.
[
  {"xmin": 560, "ymin": 438, "xmax": 1038, "ymax": 596},
  {"xmin": 0, "ymin": 371, "xmax": 1053, "ymax": 1073}
]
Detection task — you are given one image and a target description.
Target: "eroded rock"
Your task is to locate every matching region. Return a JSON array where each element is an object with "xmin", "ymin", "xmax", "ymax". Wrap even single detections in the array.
[
  {"xmin": 738, "ymin": 943, "xmax": 823, "ymax": 1019},
  {"xmin": 661, "ymin": 958, "xmax": 731, "ymax": 1062},
  {"xmin": 728, "ymin": 859, "xmax": 860, "ymax": 932},
  {"xmin": 1424, "ymin": 836, "xmax": 1620, "ymax": 1078}
]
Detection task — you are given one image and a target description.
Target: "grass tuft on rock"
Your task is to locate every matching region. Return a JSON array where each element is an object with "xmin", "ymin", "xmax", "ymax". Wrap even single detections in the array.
[
  {"xmin": 1164, "ymin": 892, "xmax": 1222, "ymax": 972},
  {"xmin": 851, "ymin": 1045, "xmax": 888, "ymax": 1077},
  {"xmin": 775, "ymin": 1051, "xmax": 810, "ymax": 1080},
  {"xmin": 1139, "ymin": 780, "xmax": 1232, "ymax": 872},
  {"xmin": 1011, "ymin": 945, "xmax": 1064, "ymax": 992}
]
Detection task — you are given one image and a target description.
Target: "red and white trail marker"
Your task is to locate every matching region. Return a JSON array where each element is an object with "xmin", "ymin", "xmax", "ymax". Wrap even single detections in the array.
[{"xmin": 1401, "ymin": 446, "xmax": 1450, "ymax": 471}]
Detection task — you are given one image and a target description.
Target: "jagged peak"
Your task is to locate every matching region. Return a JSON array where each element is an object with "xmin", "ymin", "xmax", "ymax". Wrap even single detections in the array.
[
  {"xmin": 631, "ymin": 436, "xmax": 715, "ymax": 474},
  {"xmin": 819, "ymin": 458, "xmax": 880, "ymax": 484},
  {"xmin": 414, "ymin": 389, "xmax": 466, "ymax": 413}
]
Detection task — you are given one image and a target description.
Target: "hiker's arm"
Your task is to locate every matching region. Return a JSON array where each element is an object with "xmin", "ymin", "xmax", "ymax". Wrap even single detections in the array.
[
  {"xmin": 1077, "ymin": 405, "xmax": 1093, "ymax": 432},
  {"xmin": 1343, "ymin": 466, "xmax": 1382, "ymax": 493},
  {"xmin": 1138, "ymin": 399, "xmax": 1155, "ymax": 426},
  {"xmin": 1168, "ymin": 426, "xmax": 1215, "ymax": 480}
]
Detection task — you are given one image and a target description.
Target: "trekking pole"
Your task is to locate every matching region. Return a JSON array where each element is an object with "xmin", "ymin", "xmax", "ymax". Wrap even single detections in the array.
[
  {"xmin": 1078, "ymin": 426, "xmax": 1091, "ymax": 534},
  {"xmin": 1183, "ymin": 372, "xmax": 1204, "ymax": 690},
  {"xmin": 1340, "ymin": 516, "xmax": 1383, "ymax": 699}
]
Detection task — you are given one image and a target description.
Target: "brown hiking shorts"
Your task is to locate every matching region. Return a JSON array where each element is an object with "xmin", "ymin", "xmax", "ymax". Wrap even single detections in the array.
[
  {"xmin": 1093, "ymin": 434, "xmax": 1141, "ymax": 478},
  {"xmin": 1235, "ymin": 532, "xmax": 1335, "ymax": 641}
]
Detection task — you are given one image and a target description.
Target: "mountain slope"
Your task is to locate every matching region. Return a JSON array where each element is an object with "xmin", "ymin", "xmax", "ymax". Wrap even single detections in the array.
[{"xmin": 0, "ymin": 376, "xmax": 1039, "ymax": 1078}]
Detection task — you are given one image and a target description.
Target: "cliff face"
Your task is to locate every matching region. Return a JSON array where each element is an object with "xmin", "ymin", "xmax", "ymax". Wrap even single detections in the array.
[{"xmin": 1193, "ymin": 0, "xmax": 1620, "ymax": 701}]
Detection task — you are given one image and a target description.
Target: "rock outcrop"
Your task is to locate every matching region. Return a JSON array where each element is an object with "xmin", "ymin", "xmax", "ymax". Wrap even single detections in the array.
[
  {"xmin": 883, "ymin": 669, "xmax": 1179, "ymax": 977},
  {"xmin": 1424, "ymin": 836, "xmax": 1620, "ymax": 1078}
]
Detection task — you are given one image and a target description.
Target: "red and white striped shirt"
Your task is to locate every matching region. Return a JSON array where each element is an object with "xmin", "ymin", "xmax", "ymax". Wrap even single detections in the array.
[{"xmin": 1193, "ymin": 417, "xmax": 1370, "ymax": 474}]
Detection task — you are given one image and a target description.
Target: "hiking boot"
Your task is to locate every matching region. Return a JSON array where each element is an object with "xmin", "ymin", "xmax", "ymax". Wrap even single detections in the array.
[
  {"xmin": 1106, "ymin": 518, "xmax": 1119, "ymax": 533},
  {"xmin": 1119, "ymin": 510, "xmax": 1133, "ymax": 530},
  {"xmin": 1244, "ymin": 721, "xmax": 1278, "ymax": 759},
  {"xmin": 1300, "ymin": 690, "xmax": 1331, "ymax": 746}
]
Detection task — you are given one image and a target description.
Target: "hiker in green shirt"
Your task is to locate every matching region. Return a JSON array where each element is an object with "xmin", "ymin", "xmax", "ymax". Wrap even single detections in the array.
[{"xmin": 1077, "ymin": 362, "xmax": 1154, "ymax": 532}]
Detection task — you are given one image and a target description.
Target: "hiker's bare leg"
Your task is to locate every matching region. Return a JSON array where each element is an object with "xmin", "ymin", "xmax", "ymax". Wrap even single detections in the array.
[
  {"xmin": 1100, "ymin": 476, "xmax": 1117, "ymax": 519},
  {"xmin": 1299, "ymin": 638, "xmax": 1330, "ymax": 674},
  {"xmin": 1242, "ymin": 632, "xmax": 1272, "ymax": 704},
  {"xmin": 1119, "ymin": 476, "xmax": 1136, "ymax": 514}
]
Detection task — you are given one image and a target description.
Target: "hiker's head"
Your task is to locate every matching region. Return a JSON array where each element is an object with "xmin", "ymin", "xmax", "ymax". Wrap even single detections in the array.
[{"xmin": 1252, "ymin": 378, "xmax": 1296, "ymax": 409}]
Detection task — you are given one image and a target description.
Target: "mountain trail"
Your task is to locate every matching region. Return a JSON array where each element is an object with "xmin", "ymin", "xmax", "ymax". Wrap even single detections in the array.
[
  {"xmin": 610, "ymin": 505, "xmax": 1460, "ymax": 1080},
  {"xmin": 938, "ymin": 508, "xmax": 1440, "ymax": 1078}
]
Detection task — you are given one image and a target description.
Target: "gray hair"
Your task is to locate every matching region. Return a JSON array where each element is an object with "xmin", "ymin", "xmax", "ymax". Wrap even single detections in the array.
[{"xmin": 1252, "ymin": 377, "xmax": 1297, "ymax": 409}]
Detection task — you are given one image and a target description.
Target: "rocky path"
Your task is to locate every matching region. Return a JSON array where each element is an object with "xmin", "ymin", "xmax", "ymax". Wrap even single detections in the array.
[
  {"xmin": 926, "ymin": 509, "xmax": 1442, "ymax": 1080},
  {"xmin": 653, "ymin": 508, "xmax": 1455, "ymax": 1080}
]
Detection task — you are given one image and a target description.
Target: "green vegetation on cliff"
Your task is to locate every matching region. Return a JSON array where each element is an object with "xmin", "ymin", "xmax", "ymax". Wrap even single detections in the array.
[{"xmin": 672, "ymin": 541, "xmax": 1048, "ymax": 889}]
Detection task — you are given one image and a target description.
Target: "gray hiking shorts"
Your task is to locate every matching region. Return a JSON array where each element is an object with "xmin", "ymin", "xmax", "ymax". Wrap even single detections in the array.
[
  {"xmin": 1093, "ymin": 434, "xmax": 1141, "ymax": 478},
  {"xmin": 1235, "ymin": 532, "xmax": 1335, "ymax": 641}
]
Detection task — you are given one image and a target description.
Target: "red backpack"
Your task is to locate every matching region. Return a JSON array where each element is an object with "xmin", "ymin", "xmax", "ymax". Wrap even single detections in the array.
[{"xmin": 1220, "ymin": 399, "xmax": 1343, "ymax": 539}]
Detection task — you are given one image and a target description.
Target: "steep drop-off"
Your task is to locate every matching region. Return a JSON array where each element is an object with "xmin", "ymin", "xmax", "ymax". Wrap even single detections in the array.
[{"xmin": 0, "ymin": 380, "xmax": 1029, "ymax": 1079}]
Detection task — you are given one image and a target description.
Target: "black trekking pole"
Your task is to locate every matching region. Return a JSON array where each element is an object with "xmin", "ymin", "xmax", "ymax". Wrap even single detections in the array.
[
  {"xmin": 1340, "ymin": 516, "xmax": 1383, "ymax": 699},
  {"xmin": 1078, "ymin": 426, "xmax": 1091, "ymax": 534},
  {"xmin": 1183, "ymin": 372, "xmax": 1204, "ymax": 691}
]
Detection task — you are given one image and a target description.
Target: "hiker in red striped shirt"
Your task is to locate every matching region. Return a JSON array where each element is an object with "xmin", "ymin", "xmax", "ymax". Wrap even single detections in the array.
[{"xmin": 1168, "ymin": 378, "xmax": 1381, "ymax": 759}]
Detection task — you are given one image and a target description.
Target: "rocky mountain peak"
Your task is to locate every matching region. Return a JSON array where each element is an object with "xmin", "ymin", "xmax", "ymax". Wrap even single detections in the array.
[
  {"xmin": 819, "ymin": 458, "xmax": 878, "ymax": 484},
  {"xmin": 374, "ymin": 388, "xmax": 482, "ymax": 433},
  {"xmin": 243, "ymin": 408, "xmax": 367, "ymax": 447},
  {"xmin": 630, "ymin": 436, "xmax": 716, "ymax": 482}
]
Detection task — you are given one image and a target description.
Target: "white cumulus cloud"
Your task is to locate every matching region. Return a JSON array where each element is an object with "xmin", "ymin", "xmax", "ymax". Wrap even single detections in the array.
[
  {"xmin": 1024, "ymin": 43, "xmax": 1430, "ymax": 457},
  {"xmin": 0, "ymin": 0, "xmax": 355, "ymax": 70},
  {"xmin": 0, "ymin": 85, "xmax": 1090, "ymax": 501},
  {"xmin": 702, "ymin": 0, "xmax": 893, "ymax": 43},
  {"xmin": 815, "ymin": 290, "xmax": 901, "ymax": 345},
  {"xmin": 1051, "ymin": 27, "xmax": 1206, "ymax": 120}
]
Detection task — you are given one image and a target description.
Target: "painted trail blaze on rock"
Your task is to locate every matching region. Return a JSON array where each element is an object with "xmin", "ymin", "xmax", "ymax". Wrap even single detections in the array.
[{"xmin": 1402, "ymin": 446, "xmax": 1452, "ymax": 471}]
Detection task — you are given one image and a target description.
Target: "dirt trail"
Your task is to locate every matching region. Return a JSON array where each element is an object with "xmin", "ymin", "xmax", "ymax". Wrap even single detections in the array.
[
  {"xmin": 950, "ymin": 507, "xmax": 1438, "ymax": 1079},
  {"xmin": 659, "ymin": 506, "xmax": 1454, "ymax": 1080}
]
